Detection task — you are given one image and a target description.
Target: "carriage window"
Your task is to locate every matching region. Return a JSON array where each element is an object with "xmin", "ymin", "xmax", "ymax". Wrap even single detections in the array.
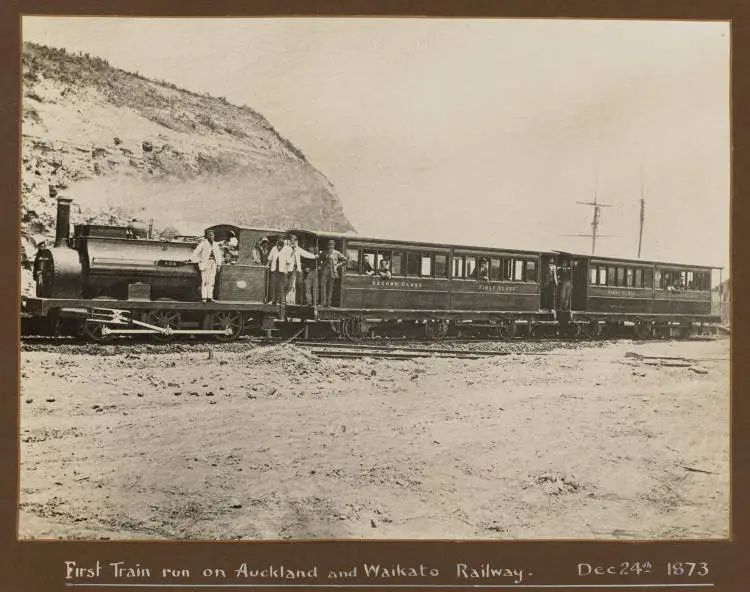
[
  {"xmin": 514, "ymin": 260, "xmax": 525, "ymax": 281},
  {"xmin": 607, "ymin": 267, "xmax": 616, "ymax": 285},
  {"xmin": 345, "ymin": 248, "xmax": 359, "ymax": 272},
  {"xmin": 406, "ymin": 251, "xmax": 420, "ymax": 276},
  {"xmin": 526, "ymin": 260, "xmax": 537, "ymax": 282},
  {"xmin": 686, "ymin": 271, "xmax": 695, "ymax": 289},
  {"xmin": 643, "ymin": 268, "xmax": 653, "ymax": 288},
  {"xmin": 391, "ymin": 252, "xmax": 402, "ymax": 276},
  {"xmin": 420, "ymin": 254, "xmax": 433, "ymax": 277},
  {"xmin": 434, "ymin": 254, "xmax": 448, "ymax": 278},
  {"xmin": 616, "ymin": 267, "xmax": 626, "ymax": 287},
  {"xmin": 490, "ymin": 258, "xmax": 502, "ymax": 281},
  {"xmin": 466, "ymin": 256, "xmax": 477, "ymax": 280},
  {"xmin": 589, "ymin": 267, "xmax": 597, "ymax": 284},
  {"xmin": 598, "ymin": 267, "xmax": 607, "ymax": 285},
  {"xmin": 654, "ymin": 269, "xmax": 662, "ymax": 288},
  {"xmin": 452, "ymin": 256, "xmax": 464, "ymax": 278},
  {"xmin": 362, "ymin": 251, "xmax": 376, "ymax": 275},
  {"xmin": 626, "ymin": 268, "xmax": 634, "ymax": 287},
  {"xmin": 635, "ymin": 268, "xmax": 643, "ymax": 288}
]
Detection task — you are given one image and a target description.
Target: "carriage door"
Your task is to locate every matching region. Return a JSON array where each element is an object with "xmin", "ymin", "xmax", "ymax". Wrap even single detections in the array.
[{"xmin": 571, "ymin": 258, "xmax": 588, "ymax": 311}]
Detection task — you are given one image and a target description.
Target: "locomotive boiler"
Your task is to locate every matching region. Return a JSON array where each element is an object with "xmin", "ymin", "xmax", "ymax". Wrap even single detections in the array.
[{"xmin": 34, "ymin": 198, "xmax": 201, "ymax": 302}]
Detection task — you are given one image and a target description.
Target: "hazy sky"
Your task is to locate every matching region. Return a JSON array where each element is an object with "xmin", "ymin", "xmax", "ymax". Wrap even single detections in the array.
[{"xmin": 22, "ymin": 17, "xmax": 730, "ymax": 269}]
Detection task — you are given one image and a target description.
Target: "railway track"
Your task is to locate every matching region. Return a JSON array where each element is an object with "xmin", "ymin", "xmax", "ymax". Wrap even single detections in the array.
[
  {"xmin": 20, "ymin": 333, "xmax": 723, "ymax": 359},
  {"xmin": 298, "ymin": 343, "xmax": 515, "ymax": 360}
]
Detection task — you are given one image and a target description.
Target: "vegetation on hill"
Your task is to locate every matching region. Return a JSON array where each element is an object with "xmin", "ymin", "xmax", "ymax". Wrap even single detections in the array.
[{"xmin": 21, "ymin": 42, "xmax": 354, "ymax": 293}]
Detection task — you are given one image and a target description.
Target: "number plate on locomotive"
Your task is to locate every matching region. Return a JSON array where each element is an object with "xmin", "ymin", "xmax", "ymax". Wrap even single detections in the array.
[{"xmin": 156, "ymin": 260, "xmax": 184, "ymax": 267}]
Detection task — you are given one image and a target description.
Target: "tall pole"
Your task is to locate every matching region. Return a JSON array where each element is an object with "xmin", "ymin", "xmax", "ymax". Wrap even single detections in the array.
[
  {"xmin": 576, "ymin": 183, "xmax": 611, "ymax": 255},
  {"xmin": 637, "ymin": 198, "xmax": 645, "ymax": 258},
  {"xmin": 637, "ymin": 169, "xmax": 645, "ymax": 258}
]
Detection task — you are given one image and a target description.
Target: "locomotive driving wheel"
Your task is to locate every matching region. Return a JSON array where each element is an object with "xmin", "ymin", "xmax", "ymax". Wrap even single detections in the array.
[
  {"xmin": 424, "ymin": 319, "xmax": 450, "ymax": 341},
  {"xmin": 82, "ymin": 319, "xmax": 115, "ymax": 343},
  {"xmin": 209, "ymin": 311, "xmax": 244, "ymax": 342},
  {"xmin": 145, "ymin": 310, "xmax": 182, "ymax": 342}
]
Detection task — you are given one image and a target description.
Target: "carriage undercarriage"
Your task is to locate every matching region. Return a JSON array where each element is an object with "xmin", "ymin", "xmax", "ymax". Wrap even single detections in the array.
[{"xmin": 21, "ymin": 296, "xmax": 721, "ymax": 343}]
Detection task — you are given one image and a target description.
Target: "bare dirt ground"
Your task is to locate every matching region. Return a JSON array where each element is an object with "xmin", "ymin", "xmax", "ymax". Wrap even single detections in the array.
[{"xmin": 18, "ymin": 337, "xmax": 729, "ymax": 540}]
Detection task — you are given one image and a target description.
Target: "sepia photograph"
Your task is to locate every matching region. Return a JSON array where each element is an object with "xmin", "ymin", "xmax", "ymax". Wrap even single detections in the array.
[{"xmin": 19, "ymin": 16, "xmax": 730, "ymax": 541}]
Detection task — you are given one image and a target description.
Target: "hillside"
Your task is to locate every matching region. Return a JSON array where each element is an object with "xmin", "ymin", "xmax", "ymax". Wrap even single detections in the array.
[{"xmin": 21, "ymin": 42, "xmax": 354, "ymax": 291}]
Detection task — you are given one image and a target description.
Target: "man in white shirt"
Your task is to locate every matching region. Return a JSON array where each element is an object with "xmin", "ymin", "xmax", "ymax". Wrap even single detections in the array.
[
  {"xmin": 189, "ymin": 229, "xmax": 223, "ymax": 302},
  {"xmin": 279, "ymin": 234, "xmax": 317, "ymax": 304},
  {"xmin": 266, "ymin": 238, "xmax": 286, "ymax": 305}
]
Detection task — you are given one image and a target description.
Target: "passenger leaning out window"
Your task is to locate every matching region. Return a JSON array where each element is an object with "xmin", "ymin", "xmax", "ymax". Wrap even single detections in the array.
[
  {"xmin": 478, "ymin": 259, "xmax": 489, "ymax": 282},
  {"xmin": 378, "ymin": 259, "xmax": 391, "ymax": 279}
]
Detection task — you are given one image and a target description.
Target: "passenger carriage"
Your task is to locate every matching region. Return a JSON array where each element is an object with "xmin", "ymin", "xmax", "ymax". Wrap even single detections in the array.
[
  {"xmin": 287, "ymin": 229, "xmax": 551, "ymax": 339},
  {"xmin": 552, "ymin": 252, "xmax": 717, "ymax": 338}
]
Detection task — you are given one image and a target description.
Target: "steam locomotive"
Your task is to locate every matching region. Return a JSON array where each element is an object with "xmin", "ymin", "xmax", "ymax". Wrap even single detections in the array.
[{"xmin": 21, "ymin": 197, "xmax": 721, "ymax": 342}]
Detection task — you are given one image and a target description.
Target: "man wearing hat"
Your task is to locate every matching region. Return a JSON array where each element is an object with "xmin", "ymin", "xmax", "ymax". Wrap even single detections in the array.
[
  {"xmin": 319, "ymin": 239, "xmax": 348, "ymax": 307},
  {"xmin": 223, "ymin": 230, "xmax": 239, "ymax": 264},
  {"xmin": 251, "ymin": 236, "xmax": 269, "ymax": 265},
  {"xmin": 279, "ymin": 234, "xmax": 317, "ymax": 304},
  {"xmin": 188, "ymin": 229, "xmax": 223, "ymax": 302},
  {"xmin": 557, "ymin": 259, "xmax": 573, "ymax": 312},
  {"xmin": 266, "ymin": 238, "xmax": 286, "ymax": 304}
]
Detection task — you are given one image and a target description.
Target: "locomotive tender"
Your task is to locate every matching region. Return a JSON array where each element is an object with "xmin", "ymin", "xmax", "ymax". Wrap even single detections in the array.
[{"xmin": 21, "ymin": 198, "xmax": 721, "ymax": 342}]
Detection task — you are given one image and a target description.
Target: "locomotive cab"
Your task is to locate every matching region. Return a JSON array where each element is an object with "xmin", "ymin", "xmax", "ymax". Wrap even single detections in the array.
[{"xmin": 206, "ymin": 224, "xmax": 281, "ymax": 302}]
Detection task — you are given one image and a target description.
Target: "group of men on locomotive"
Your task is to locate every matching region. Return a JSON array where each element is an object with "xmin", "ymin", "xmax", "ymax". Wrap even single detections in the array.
[{"xmin": 190, "ymin": 228, "xmax": 351, "ymax": 307}]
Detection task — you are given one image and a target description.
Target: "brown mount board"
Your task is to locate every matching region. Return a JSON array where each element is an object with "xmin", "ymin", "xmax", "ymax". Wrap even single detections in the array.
[{"xmin": 2, "ymin": 2, "xmax": 746, "ymax": 592}]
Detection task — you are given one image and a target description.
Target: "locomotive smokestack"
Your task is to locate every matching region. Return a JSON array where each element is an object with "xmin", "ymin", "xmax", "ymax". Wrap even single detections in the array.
[{"xmin": 55, "ymin": 197, "xmax": 73, "ymax": 247}]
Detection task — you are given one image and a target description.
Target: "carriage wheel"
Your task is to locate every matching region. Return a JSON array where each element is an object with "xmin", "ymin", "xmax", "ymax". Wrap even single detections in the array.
[
  {"xmin": 145, "ymin": 310, "xmax": 182, "ymax": 342},
  {"xmin": 634, "ymin": 321, "xmax": 653, "ymax": 340},
  {"xmin": 490, "ymin": 321, "xmax": 517, "ymax": 340},
  {"xmin": 210, "ymin": 311, "xmax": 244, "ymax": 342},
  {"xmin": 676, "ymin": 325, "xmax": 692, "ymax": 340},
  {"xmin": 585, "ymin": 321, "xmax": 602, "ymax": 340},
  {"xmin": 559, "ymin": 322, "xmax": 581, "ymax": 339},
  {"xmin": 341, "ymin": 318, "xmax": 369, "ymax": 342},
  {"xmin": 424, "ymin": 319, "xmax": 450, "ymax": 341},
  {"xmin": 82, "ymin": 319, "xmax": 115, "ymax": 343}
]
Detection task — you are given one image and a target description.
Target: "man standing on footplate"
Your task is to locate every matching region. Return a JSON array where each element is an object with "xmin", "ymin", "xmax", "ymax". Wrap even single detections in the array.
[
  {"xmin": 188, "ymin": 229, "xmax": 223, "ymax": 302},
  {"xmin": 319, "ymin": 239, "xmax": 348, "ymax": 307}
]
